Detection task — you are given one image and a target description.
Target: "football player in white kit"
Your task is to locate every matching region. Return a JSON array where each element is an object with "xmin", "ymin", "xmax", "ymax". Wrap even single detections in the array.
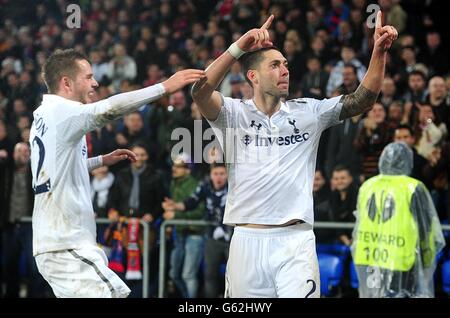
[
  {"xmin": 30, "ymin": 49, "xmax": 205, "ymax": 298},
  {"xmin": 191, "ymin": 12, "xmax": 397, "ymax": 297}
]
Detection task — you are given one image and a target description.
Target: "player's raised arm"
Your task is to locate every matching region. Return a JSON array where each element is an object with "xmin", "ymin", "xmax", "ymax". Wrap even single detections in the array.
[
  {"xmin": 104, "ymin": 68, "xmax": 206, "ymax": 120},
  {"xmin": 339, "ymin": 11, "xmax": 398, "ymax": 120},
  {"xmin": 191, "ymin": 15, "xmax": 274, "ymax": 121}
]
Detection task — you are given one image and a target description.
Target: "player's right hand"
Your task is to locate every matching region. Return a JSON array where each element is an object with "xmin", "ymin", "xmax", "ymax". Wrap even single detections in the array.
[
  {"xmin": 235, "ymin": 15, "xmax": 274, "ymax": 52},
  {"xmin": 162, "ymin": 69, "xmax": 206, "ymax": 94}
]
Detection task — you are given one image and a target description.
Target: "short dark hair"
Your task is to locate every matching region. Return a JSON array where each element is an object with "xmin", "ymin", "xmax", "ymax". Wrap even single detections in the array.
[
  {"xmin": 332, "ymin": 164, "xmax": 351, "ymax": 174},
  {"xmin": 210, "ymin": 162, "xmax": 226, "ymax": 170},
  {"xmin": 395, "ymin": 124, "xmax": 413, "ymax": 136},
  {"xmin": 42, "ymin": 49, "xmax": 88, "ymax": 94},
  {"xmin": 409, "ymin": 70, "xmax": 426, "ymax": 81},
  {"xmin": 240, "ymin": 46, "xmax": 280, "ymax": 87},
  {"xmin": 130, "ymin": 142, "xmax": 149, "ymax": 154},
  {"xmin": 343, "ymin": 63, "xmax": 357, "ymax": 75}
]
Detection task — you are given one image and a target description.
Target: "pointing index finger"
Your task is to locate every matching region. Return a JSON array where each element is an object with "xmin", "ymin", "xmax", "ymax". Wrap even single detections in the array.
[
  {"xmin": 261, "ymin": 14, "xmax": 274, "ymax": 30},
  {"xmin": 375, "ymin": 10, "xmax": 382, "ymax": 29}
]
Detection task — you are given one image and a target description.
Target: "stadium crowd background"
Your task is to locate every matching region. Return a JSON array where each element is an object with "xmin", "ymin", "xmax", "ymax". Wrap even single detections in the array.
[{"xmin": 0, "ymin": 0, "xmax": 449, "ymax": 298}]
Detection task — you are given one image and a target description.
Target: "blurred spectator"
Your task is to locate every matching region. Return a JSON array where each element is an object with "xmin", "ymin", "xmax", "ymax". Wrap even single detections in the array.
[
  {"xmin": 300, "ymin": 56, "xmax": 329, "ymax": 99},
  {"xmin": 397, "ymin": 47, "xmax": 428, "ymax": 93},
  {"xmin": 162, "ymin": 153, "xmax": 204, "ymax": 298},
  {"xmin": 165, "ymin": 163, "xmax": 230, "ymax": 298},
  {"xmin": 402, "ymin": 70, "xmax": 428, "ymax": 125},
  {"xmin": 325, "ymin": 112, "xmax": 363, "ymax": 181},
  {"xmin": 379, "ymin": 0, "xmax": 407, "ymax": 34},
  {"xmin": 90, "ymin": 49, "xmax": 109, "ymax": 85},
  {"xmin": 305, "ymin": 10, "xmax": 327, "ymax": 41},
  {"xmin": 414, "ymin": 103, "xmax": 447, "ymax": 164},
  {"xmin": 109, "ymin": 142, "xmax": 165, "ymax": 222},
  {"xmin": 329, "ymin": 165, "xmax": 358, "ymax": 246},
  {"xmin": 90, "ymin": 165, "xmax": 115, "ymax": 248},
  {"xmin": 1, "ymin": 142, "xmax": 50, "ymax": 298},
  {"xmin": 313, "ymin": 169, "xmax": 333, "ymax": 244},
  {"xmin": 91, "ymin": 165, "xmax": 115, "ymax": 219},
  {"xmin": 324, "ymin": 0, "xmax": 350, "ymax": 39},
  {"xmin": 422, "ymin": 141, "xmax": 450, "ymax": 223},
  {"xmin": 354, "ymin": 103, "xmax": 392, "ymax": 180},
  {"xmin": 107, "ymin": 43, "xmax": 137, "ymax": 93},
  {"xmin": 326, "ymin": 45, "xmax": 366, "ymax": 97},
  {"xmin": 387, "ymin": 100, "xmax": 403, "ymax": 128},
  {"xmin": 393, "ymin": 124, "xmax": 428, "ymax": 184},
  {"xmin": 143, "ymin": 64, "xmax": 163, "ymax": 88},
  {"xmin": 220, "ymin": 62, "xmax": 245, "ymax": 98},
  {"xmin": 283, "ymin": 37, "xmax": 306, "ymax": 92},
  {"xmin": 379, "ymin": 77, "xmax": 399, "ymax": 108},
  {"xmin": 336, "ymin": 63, "xmax": 359, "ymax": 95},
  {"xmin": 419, "ymin": 31, "xmax": 448, "ymax": 76},
  {"xmin": 426, "ymin": 76, "xmax": 450, "ymax": 136},
  {"xmin": 0, "ymin": 120, "xmax": 14, "ymax": 159},
  {"xmin": 108, "ymin": 143, "xmax": 166, "ymax": 297},
  {"xmin": 115, "ymin": 111, "xmax": 147, "ymax": 149},
  {"xmin": 148, "ymin": 91, "xmax": 191, "ymax": 172}
]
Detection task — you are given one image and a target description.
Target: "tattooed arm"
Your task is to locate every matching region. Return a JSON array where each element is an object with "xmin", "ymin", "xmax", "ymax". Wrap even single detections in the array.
[{"xmin": 339, "ymin": 11, "xmax": 398, "ymax": 120}]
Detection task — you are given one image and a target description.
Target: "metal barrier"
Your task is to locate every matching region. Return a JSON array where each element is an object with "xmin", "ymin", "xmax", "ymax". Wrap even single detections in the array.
[
  {"xmin": 20, "ymin": 216, "xmax": 450, "ymax": 298},
  {"xmin": 158, "ymin": 219, "xmax": 215, "ymax": 298},
  {"xmin": 158, "ymin": 219, "xmax": 450, "ymax": 298},
  {"xmin": 20, "ymin": 216, "xmax": 151, "ymax": 298}
]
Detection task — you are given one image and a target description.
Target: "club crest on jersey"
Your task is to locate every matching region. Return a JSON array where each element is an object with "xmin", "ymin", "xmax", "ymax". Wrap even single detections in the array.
[
  {"xmin": 288, "ymin": 118, "xmax": 300, "ymax": 134},
  {"xmin": 82, "ymin": 144, "xmax": 87, "ymax": 157}
]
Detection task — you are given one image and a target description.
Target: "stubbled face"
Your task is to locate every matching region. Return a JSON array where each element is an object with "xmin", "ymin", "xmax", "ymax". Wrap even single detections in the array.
[
  {"xmin": 252, "ymin": 49, "xmax": 290, "ymax": 98},
  {"xmin": 71, "ymin": 59, "xmax": 98, "ymax": 104},
  {"xmin": 408, "ymin": 74, "xmax": 425, "ymax": 92}
]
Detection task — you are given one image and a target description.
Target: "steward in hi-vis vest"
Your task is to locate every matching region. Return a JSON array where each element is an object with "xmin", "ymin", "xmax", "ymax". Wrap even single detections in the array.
[{"xmin": 351, "ymin": 142, "xmax": 445, "ymax": 298}]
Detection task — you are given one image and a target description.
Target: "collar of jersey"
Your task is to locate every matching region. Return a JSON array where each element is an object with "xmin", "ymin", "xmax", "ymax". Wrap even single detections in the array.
[
  {"xmin": 241, "ymin": 98, "xmax": 290, "ymax": 114},
  {"xmin": 43, "ymin": 94, "xmax": 83, "ymax": 105}
]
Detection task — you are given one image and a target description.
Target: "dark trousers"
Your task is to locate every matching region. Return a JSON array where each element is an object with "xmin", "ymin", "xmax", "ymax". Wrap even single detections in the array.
[
  {"xmin": 2, "ymin": 223, "xmax": 50, "ymax": 297},
  {"xmin": 203, "ymin": 238, "xmax": 229, "ymax": 298}
]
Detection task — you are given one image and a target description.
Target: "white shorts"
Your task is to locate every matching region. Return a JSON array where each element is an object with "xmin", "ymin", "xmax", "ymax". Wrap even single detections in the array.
[
  {"xmin": 225, "ymin": 222, "xmax": 320, "ymax": 298},
  {"xmin": 35, "ymin": 245, "xmax": 131, "ymax": 298}
]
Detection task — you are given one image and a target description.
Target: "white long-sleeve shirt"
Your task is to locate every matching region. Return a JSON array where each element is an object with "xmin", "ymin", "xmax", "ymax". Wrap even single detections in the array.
[{"xmin": 30, "ymin": 84, "xmax": 165, "ymax": 256}]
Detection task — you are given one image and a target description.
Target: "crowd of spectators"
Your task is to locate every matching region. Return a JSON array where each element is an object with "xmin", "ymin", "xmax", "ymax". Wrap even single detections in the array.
[{"xmin": 0, "ymin": 0, "xmax": 448, "ymax": 297}]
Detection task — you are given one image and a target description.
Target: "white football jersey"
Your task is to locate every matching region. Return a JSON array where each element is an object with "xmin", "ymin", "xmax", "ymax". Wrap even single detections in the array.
[
  {"xmin": 30, "ymin": 95, "xmax": 114, "ymax": 255},
  {"xmin": 207, "ymin": 95, "xmax": 343, "ymax": 226}
]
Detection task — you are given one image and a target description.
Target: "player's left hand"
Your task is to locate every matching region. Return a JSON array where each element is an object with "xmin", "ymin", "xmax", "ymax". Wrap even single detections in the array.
[
  {"xmin": 373, "ymin": 11, "xmax": 398, "ymax": 53},
  {"xmin": 102, "ymin": 149, "xmax": 137, "ymax": 166}
]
